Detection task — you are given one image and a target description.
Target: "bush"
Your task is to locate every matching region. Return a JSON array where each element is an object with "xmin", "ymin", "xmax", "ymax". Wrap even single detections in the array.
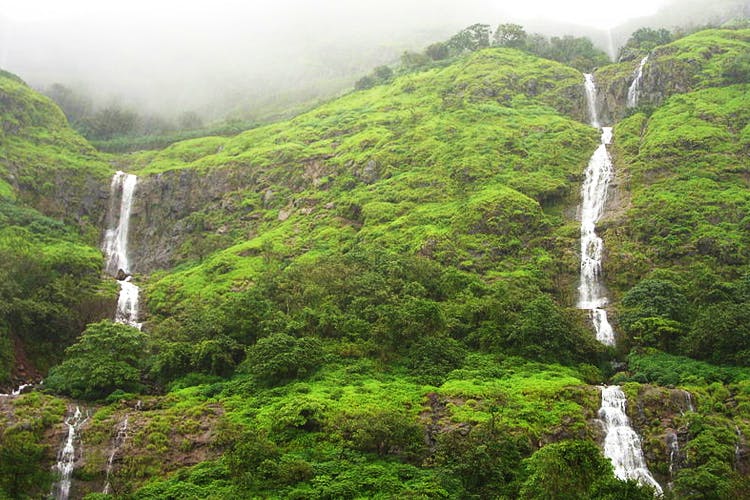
[
  {"xmin": 241, "ymin": 334, "xmax": 324, "ymax": 386},
  {"xmin": 45, "ymin": 321, "xmax": 147, "ymax": 399}
]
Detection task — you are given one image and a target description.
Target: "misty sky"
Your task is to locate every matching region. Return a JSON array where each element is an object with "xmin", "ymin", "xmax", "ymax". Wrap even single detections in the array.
[{"xmin": 0, "ymin": 0, "xmax": 740, "ymax": 121}]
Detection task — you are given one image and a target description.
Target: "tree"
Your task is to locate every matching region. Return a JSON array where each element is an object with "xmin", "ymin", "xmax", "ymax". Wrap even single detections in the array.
[
  {"xmin": 241, "ymin": 334, "xmax": 324, "ymax": 386},
  {"xmin": 44, "ymin": 83, "xmax": 92, "ymax": 124},
  {"xmin": 178, "ymin": 111, "xmax": 203, "ymax": 130},
  {"xmin": 434, "ymin": 422, "xmax": 529, "ymax": 498},
  {"xmin": 0, "ymin": 430, "xmax": 51, "ymax": 498},
  {"xmin": 400, "ymin": 51, "xmax": 430, "ymax": 69},
  {"xmin": 519, "ymin": 440, "xmax": 653, "ymax": 499},
  {"xmin": 447, "ymin": 24, "xmax": 491, "ymax": 54},
  {"xmin": 493, "ymin": 23, "xmax": 527, "ymax": 48},
  {"xmin": 45, "ymin": 320, "xmax": 147, "ymax": 399},
  {"xmin": 79, "ymin": 104, "xmax": 139, "ymax": 140},
  {"xmin": 425, "ymin": 42, "xmax": 449, "ymax": 61},
  {"xmin": 618, "ymin": 27, "xmax": 672, "ymax": 61}
]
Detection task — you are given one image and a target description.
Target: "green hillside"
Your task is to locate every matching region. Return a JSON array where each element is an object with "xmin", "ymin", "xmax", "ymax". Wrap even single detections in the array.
[
  {"xmin": 0, "ymin": 73, "xmax": 114, "ymax": 383},
  {"xmin": 0, "ymin": 25, "xmax": 749, "ymax": 499}
]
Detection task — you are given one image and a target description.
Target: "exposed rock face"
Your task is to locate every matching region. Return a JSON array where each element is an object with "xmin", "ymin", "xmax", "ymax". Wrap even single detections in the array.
[
  {"xmin": 127, "ymin": 167, "xmax": 260, "ymax": 273},
  {"xmin": 7, "ymin": 166, "xmax": 112, "ymax": 239}
]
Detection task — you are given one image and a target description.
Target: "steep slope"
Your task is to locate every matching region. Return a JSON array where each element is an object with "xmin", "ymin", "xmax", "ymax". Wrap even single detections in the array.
[
  {"xmin": 0, "ymin": 72, "xmax": 113, "ymax": 385},
  {"xmin": 1, "ymin": 26, "xmax": 750, "ymax": 499},
  {"xmin": 594, "ymin": 28, "xmax": 750, "ymax": 124}
]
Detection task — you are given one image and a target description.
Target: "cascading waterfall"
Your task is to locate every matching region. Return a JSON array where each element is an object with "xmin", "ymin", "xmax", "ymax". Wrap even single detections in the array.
[
  {"xmin": 600, "ymin": 386, "xmax": 664, "ymax": 494},
  {"xmin": 681, "ymin": 390, "xmax": 695, "ymax": 414},
  {"xmin": 579, "ymin": 74, "xmax": 615, "ymax": 345},
  {"xmin": 51, "ymin": 406, "xmax": 90, "ymax": 500},
  {"xmin": 102, "ymin": 171, "xmax": 142, "ymax": 329},
  {"xmin": 102, "ymin": 416, "xmax": 129, "ymax": 494},
  {"xmin": 0, "ymin": 383, "xmax": 32, "ymax": 397},
  {"xmin": 667, "ymin": 431, "xmax": 680, "ymax": 489},
  {"xmin": 583, "ymin": 73, "xmax": 600, "ymax": 128},
  {"xmin": 627, "ymin": 55, "xmax": 649, "ymax": 108},
  {"xmin": 735, "ymin": 426, "xmax": 744, "ymax": 470},
  {"xmin": 584, "ymin": 74, "xmax": 662, "ymax": 493}
]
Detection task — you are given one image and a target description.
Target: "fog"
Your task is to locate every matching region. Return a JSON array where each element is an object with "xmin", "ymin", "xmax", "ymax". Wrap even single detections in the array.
[{"xmin": 0, "ymin": 0, "xmax": 747, "ymax": 122}]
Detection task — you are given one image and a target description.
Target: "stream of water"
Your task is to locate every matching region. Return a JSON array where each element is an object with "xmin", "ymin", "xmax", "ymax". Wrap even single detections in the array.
[{"xmin": 102, "ymin": 171, "xmax": 142, "ymax": 329}]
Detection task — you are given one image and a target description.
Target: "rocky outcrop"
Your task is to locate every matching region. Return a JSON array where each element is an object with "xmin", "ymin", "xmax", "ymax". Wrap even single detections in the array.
[{"xmin": 127, "ymin": 166, "xmax": 262, "ymax": 273}]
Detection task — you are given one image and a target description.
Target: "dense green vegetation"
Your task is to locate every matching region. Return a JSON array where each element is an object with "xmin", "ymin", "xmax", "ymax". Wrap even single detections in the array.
[
  {"xmin": 0, "ymin": 73, "xmax": 113, "ymax": 384},
  {"xmin": 0, "ymin": 22, "xmax": 749, "ymax": 499}
]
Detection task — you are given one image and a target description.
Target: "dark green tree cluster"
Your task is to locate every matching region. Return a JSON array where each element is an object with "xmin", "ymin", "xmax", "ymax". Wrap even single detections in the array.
[
  {"xmin": 44, "ymin": 321, "xmax": 148, "ymax": 399},
  {"xmin": 617, "ymin": 27, "xmax": 673, "ymax": 61},
  {"xmin": 397, "ymin": 22, "xmax": 609, "ymax": 73},
  {"xmin": 622, "ymin": 274, "xmax": 750, "ymax": 366},
  {"xmin": 0, "ymin": 203, "xmax": 107, "ymax": 384}
]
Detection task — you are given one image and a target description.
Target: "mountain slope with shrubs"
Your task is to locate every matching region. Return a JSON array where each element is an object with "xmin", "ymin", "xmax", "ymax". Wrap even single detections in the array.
[{"xmin": 0, "ymin": 23, "xmax": 749, "ymax": 499}]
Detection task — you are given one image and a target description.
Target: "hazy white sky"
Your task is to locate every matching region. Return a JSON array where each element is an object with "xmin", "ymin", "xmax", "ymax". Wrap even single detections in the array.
[
  {"xmin": 0, "ymin": 0, "xmax": 740, "ymax": 119},
  {"xmin": 1, "ymin": 0, "xmax": 665, "ymax": 28}
]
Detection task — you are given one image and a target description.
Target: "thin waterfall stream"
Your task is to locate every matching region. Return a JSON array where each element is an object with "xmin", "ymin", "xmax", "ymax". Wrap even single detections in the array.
[
  {"xmin": 582, "ymin": 73, "xmax": 662, "ymax": 493},
  {"xmin": 627, "ymin": 55, "xmax": 649, "ymax": 108},
  {"xmin": 102, "ymin": 171, "xmax": 142, "ymax": 329},
  {"xmin": 50, "ymin": 406, "xmax": 90, "ymax": 500},
  {"xmin": 103, "ymin": 415, "xmax": 130, "ymax": 494}
]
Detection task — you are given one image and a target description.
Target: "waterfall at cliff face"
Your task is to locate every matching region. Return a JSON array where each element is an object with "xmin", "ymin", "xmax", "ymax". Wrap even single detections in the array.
[
  {"xmin": 579, "ymin": 74, "xmax": 615, "ymax": 345},
  {"xmin": 102, "ymin": 171, "xmax": 142, "ymax": 329},
  {"xmin": 667, "ymin": 430, "xmax": 680, "ymax": 489},
  {"xmin": 600, "ymin": 386, "xmax": 663, "ymax": 494},
  {"xmin": 102, "ymin": 416, "xmax": 129, "ymax": 494},
  {"xmin": 51, "ymin": 406, "xmax": 89, "ymax": 500},
  {"xmin": 627, "ymin": 56, "xmax": 649, "ymax": 108},
  {"xmin": 584, "ymin": 73, "xmax": 600, "ymax": 128}
]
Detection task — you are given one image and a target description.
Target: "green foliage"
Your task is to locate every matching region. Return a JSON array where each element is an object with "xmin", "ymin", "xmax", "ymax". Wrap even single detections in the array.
[
  {"xmin": 502, "ymin": 295, "xmax": 601, "ymax": 364},
  {"xmin": 407, "ymin": 335, "xmax": 467, "ymax": 384},
  {"xmin": 45, "ymin": 321, "xmax": 148, "ymax": 399},
  {"xmin": 447, "ymin": 24, "xmax": 491, "ymax": 54},
  {"xmin": 627, "ymin": 350, "xmax": 750, "ymax": 385},
  {"xmin": 355, "ymin": 65, "xmax": 394, "ymax": 90},
  {"xmin": 519, "ymin": 440, "xmax": 653, "ymax": 499},
  {"xmin": 241, "ymin": 334, "xmax": 325, "ymax": 386},
  {"xmin": 723, "ymin": 51, "xmax": 750, "ymax": 83},
  {"xmin": 620, "ymin": 278, "xmax": 689, "ymax": 351},
  {"xmin": 0, "ymin": 429, "xmax": 51, "ymax": 498},
  {"xmin": 434, "ymin": 421, "xmax": 529, "ymax": 498},
  {"xmin": 618, "ymin": 27, "xmax": 673, "ymax": 61},
  {"xmin": 494, "ymin": 23, "xmax": 528, "ymax": 48},
  {"xmin": 329, "ymin": 405, "xmax": 426, "ymax": 460}
]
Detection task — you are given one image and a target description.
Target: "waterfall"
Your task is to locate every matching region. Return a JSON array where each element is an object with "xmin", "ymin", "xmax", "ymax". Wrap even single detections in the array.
[
  {"xmin": 579, "ymin": 74, "xmax": 616, "ymax": 345},
  {"xmin": 51, "ymin": 406, "xmax": 90, "ymax": 500},
  {"xmin": 102, "ymin": 416, "xmax": 129, "ymax": 494},
  {"xmin": 102, "ymin": 171, "xmax": 142, "ymax": 329},
  {"xmin": 600, "ymin": 386, "xmax": 663, "ymax": 494},
  {"xmin": 583, "ymin": 73, "xmax": 600, "ymax": 128},
  {"xmin": 0, "ymin": 383, "xmax": 32, "ymax": 397},
  {"xmin": 626, "ymin": 56, "xmax": 649, "ymax": 108},
  {"xmin": 667, "ymin": 430, "xmax": 680, "ymax": 489},
  {"xmin": 736, "ymin": 426, "xmax": 744, "ymax": 471},
  {"xmin": 681, "ymin": 390, "xmax": 695, "ymax": 414}
]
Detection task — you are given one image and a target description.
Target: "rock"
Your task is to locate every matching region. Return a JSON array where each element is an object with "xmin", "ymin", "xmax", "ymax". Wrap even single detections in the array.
[
  {"xmin": 263, "ymin": 189, "xmax": 275, "ymax": 208},
  {"xmin": 115, "ymin": 269, "xmax": 130, "ymax": 281},
  {"xmin": 278, "ymin": 208, "xmax": 292, "ymax": 221}
]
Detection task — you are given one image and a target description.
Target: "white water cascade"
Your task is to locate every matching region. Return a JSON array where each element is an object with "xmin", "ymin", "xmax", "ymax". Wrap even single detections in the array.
[
  {"xmin": 667, "ymin": 431, "xmax": 680, "ymax": 489},
  {"xmin": 579, "ymin": 74, "xmax": 616, "ymax": 345},
  {"xmin": 102, "ymin": 171, "xmax": 142, "ymax": 329},
  {"xmin": 51, "ymin": 406, "xmax": 90, "ymax": 500},
  {"xmin": 102, "ymin": 416, "xmax": 129, "ymax": 494},
  {"xmin": 600, "ymin": 386, "xmax": 663, "ymax": 494},
  {"xmin": 0, "ymin": 383, "xmax": 32, "ymax": 397},
  {"xmin": 627, "ymin": 56, "xmax": 649, "ymax": 108}
]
